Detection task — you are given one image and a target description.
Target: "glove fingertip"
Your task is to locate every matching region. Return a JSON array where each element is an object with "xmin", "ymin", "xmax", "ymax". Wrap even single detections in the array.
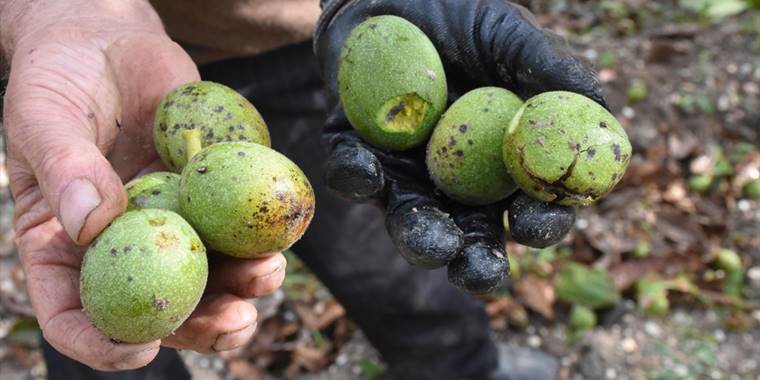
[
  {"xmin": 325, "ymin": 144, "xmax": 385, "ymax": 201},
  {"xmin": 447, "ymin": 240, "xmax": 509, "ymax": 294},
  {"xmin": 507, "ymin": 193, "xmax": 575, "ymax": 249},
  {"xmin": 387, "ymin": 206, "xmax": 463, "ymax": 269}
]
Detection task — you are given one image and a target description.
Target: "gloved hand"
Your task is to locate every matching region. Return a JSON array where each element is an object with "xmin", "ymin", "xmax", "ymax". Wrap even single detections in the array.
[
  {"xmin": 2, "ymin": 0, "xmax": 284, "ymax": 370},
  {"xmin": 315, "ymin": 0, "xmax": 603, "ymax": 292}
]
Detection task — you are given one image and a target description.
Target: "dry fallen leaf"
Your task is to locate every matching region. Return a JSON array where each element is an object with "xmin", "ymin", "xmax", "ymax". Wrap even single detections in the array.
[
  {"xmin": 227, "ymin": 359, "xmax": 264, "ymax": 380},
  {"xmin": 515, "ymin": 275, "xmax": 555, "ymax": 320},
  {"xmin": 608, "ymin": 257, "xmax": 668, "ymax": 291}
]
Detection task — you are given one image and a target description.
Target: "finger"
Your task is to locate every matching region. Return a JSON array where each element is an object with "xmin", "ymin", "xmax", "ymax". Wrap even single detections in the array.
[
  {"xmin": 206, "ymin": 252, "xmax": 287, "ymax": 298},
  {"xmin": 514, "ymin": 29, "xmax": 608, "ymax": 108},
  {"xmin": 44, "ymin": 311, "xmax": 161, "ymax": 371},
  {"xmin": 5, "ymin": 63, "xmax": 125, "ymax": 244},
  {"xmin": 385, "ymin": 181, "xmax": 463, "ymax": 268},
  {"xmin": 161, "ymin": 293, "xmax": 258, "ymax": 353},
  {"xmin": 506, "ymin": 192, "xmax": 576, "ymax": 248},
  {"xmin": 322, "ymin": 111, "xmax": 386, "ymax": 202},
  {"xmin": 26, "ymin": 135, "xmax": 124, "ymax": 245},
  {"xmin": 472, "ymin": 3, "xmax": 606, "ymax": 105},
  {"xmin": 325, "ymin": 142, "xmax": 386, "ymax": 202},
  {"xmin": 18, "ymin": 219, "xmax": 160, "ymax": 371},
  {"xmin": 447, "ymin": 205, "xmax": 509, "ymax": 294}
]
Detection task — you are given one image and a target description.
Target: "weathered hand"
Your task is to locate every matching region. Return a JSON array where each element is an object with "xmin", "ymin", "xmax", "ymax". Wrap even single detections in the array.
[
  {"xmin": 315, "ymin": 0, "xmax": 600, "ymax": 292},
  {"xmin": 3, "ymin": 0, "xmax": 284, "ymax": 369}
]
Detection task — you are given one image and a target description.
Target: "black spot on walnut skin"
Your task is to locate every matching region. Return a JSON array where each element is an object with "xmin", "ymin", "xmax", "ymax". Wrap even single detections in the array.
[
  {"xmin": 153, "ymin": 297, "xmax": 170, "ymax": 311},
  {"xmin": 447, "ymin": 240, "xmax": 508, "ymax": 294},
  {"xmin": 507, "ymin": 192, "xmax": 576, "ymax": 248},
  {"xmin": 587, "ymin": 148, "xmax": 597, "ymax": 159},
  {"xmin": 459, "ymin": 124, "xmax": 468, "ymax": 133},
  {"xmin": 599, "ymin": 121, "xmax": 608, "ymax": 129},
  {"xmin": 612, "ymin": 144, "xmax": 622, "ymax": 161},
  {"xmin": 196, "ymin": 167, "xmax": 207, "ymax": 174}
]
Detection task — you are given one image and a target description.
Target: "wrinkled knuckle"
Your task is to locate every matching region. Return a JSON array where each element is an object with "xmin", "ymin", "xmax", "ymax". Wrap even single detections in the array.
[{"xmin": 34, "ymin": 142, "xmax": 77, "ymax": 178}]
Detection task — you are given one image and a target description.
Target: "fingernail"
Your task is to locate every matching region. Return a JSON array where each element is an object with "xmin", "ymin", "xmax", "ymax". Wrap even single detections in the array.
[
  {"xmin": 212, "ymin": 323, "xmax": 257, "ymax": 352},
  {"xmin": 59, "ymin": 178, "xmax": 101, "ymax": 242},
  {"xmin": 248, "ymin": 261, "xmax": 286, "ymax": 296},
  {"xmin": 113, "ymin": 346, "xmax": 159, "ymax": 370}
]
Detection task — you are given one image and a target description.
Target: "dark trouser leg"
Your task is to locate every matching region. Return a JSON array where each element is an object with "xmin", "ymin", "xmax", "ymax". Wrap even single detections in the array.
[
  {"xmin": 41, "ymin": 337, "xmax": 190, "ymax": 380},
  {"xmin": 200, "ymin": 42, "xmax": 498, "ymax": 380}
]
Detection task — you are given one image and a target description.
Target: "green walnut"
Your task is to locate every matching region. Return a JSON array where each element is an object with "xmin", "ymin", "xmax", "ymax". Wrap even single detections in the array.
[
  {"xmin": 503, "ymin": 91, "xmax": 632, "ymax": 206},
  {"xmin": 426, "ymin": 87, "xmax": 522, "ymax": 205},
  {"xmin": 743, "ymin": 179, "xmax": 760, "ymax": 200},
  {"xmin": 338, "ymin": 15, "xmax": 447, "ymax": 151},
  {"xmin": 178, "ymin": 142, "xmax": 315, "ymax": 258},
  {"xmin": 125, "ymin": 172, "xmax": 181, "ymax": 213},
  {"xmin": 154, "ymin": 81, "xmax": 271, "ymax": 172},
  {"xmin": 80, "ymin": 209, "xmax": 208, "ymax": 343}
]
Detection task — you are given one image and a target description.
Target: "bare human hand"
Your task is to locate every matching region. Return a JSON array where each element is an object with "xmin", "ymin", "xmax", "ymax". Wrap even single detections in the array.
[{"xmin": 2, "ymin": 0, "xmax": 285, "ymax": 370}]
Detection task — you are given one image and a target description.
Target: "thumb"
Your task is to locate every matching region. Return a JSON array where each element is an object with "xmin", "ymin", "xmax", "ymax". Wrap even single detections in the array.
[
  {"xmin": 5, "ymin": 65, "xmax": 125, "ymax": 244},
  {"xmin": 17, "ymin": 129, "xmax": 125, "ymax": 245},
  {"xmin": 43, "ymin": 138, "xmax": 126, "ymax": 244}
]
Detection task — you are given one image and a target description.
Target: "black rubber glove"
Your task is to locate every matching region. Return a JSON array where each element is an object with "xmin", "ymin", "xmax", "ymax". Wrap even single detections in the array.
[{"xmin": 315, "ymin": 0, "xmax": 601, "ymax": 292}]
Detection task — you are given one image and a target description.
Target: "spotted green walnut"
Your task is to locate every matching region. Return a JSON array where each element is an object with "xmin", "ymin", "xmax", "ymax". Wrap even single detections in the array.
[
  {"xmin": 426, "ymin": 87, "xmax": 522, "ymax": 205},
  {"xmin": 178, "ymin": 142, "xmax": 315, "ymax": 258},
  {"xmin": 125, "ymin": 172, "xmax": 181, "ymax": 213},
  {"xmin": 153, "ymin": 81, "xmax": 271, "ymax": 172},
  {"xmin": 338, "ymin": 15, "xmax": 447, "ymax": 151},
  {"xmin": 503, "ymin": 91, "xmax": 632, "ymax": 206},
  {"xmin": 80, "ymin": 209, "xmax": 208, "ymax": 343}
]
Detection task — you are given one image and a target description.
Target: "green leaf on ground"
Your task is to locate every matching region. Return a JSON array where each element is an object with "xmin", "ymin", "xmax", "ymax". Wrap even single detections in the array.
[
  {"xmin": 556, "ymin": 263, "xmax": 621, "ymax": 309},
  {"xmin": 357, "ymin": 358, "xmax": 387, "ymax": 379}
]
